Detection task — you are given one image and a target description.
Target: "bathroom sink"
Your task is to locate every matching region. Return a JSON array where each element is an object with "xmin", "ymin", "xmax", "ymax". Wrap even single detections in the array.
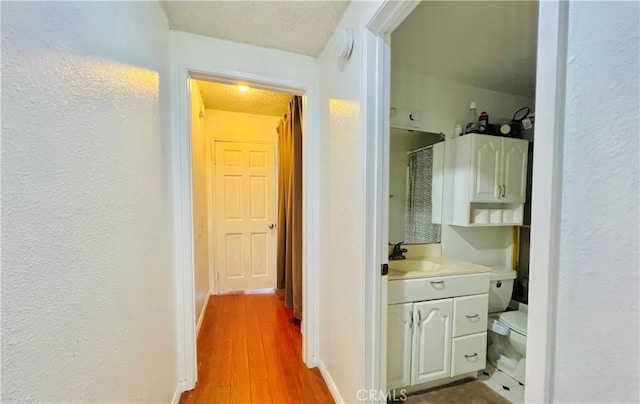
[
  {"xmin": 387, "ymin": 257, "xmax": 492, "ymax": 279},
  {"xmin": 388, "ymin": 259, "xmax": 441, "ymax": 272}
]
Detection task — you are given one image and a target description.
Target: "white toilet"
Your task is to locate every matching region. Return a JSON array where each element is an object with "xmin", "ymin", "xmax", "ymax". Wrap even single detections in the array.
[{"xmin": 487, "ymin": 266, "xmax": 528, "ymax": 384}]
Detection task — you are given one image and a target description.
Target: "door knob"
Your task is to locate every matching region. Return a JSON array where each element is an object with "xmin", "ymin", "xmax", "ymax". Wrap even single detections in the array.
[{"xmin": 269, "ymin": 223, "xmax": 275, "ymax": 229}]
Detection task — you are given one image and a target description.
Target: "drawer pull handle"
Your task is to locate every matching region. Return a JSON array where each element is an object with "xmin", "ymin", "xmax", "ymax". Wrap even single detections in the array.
[
  {"xmin": 465, "ymin": 314, "xmax": 480, "ymax": 319},
  {"xmin": 464, "ymin": 353, "xmax": 479, "ymax": 359}
]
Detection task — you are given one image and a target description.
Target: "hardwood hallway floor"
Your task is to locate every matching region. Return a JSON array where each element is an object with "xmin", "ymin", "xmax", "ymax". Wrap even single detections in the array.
[{"xmin": 180, "ymin": 293, "xmax": 334, "ymax": 404}]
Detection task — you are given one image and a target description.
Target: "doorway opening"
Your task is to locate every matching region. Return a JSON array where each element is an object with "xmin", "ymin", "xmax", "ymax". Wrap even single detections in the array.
[
  {"xmin": 385, "ymin": 1, "xmax": 538, "ymax": 401},
  {"xmin": 189, "ymin": 79, "xmax": 299, "ymax": 298},
  {"xmin": 175, "ymin": 71, "xmax": 325, "ymax": 401},
  {"xmin": 364, "ymin": 1, "xmax": 567, "ymax": 403}
]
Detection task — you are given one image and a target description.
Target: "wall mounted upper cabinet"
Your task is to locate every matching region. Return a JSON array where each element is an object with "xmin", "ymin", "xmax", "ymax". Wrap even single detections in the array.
[
  {"xmin": 451, "ymin": 134, "xmax": 529, "ymax": 226},
  {"xmin": 468, "ymin": 135, "xmax": 528, "ymax": 203}
]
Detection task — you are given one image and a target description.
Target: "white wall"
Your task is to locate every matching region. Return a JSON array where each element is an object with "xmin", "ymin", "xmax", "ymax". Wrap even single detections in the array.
[
  {"xmin": 391, "ymin": 70, "xmax": 533, "ymax": 267},
  {"xmin": 317, "ymin": 1, "xmax": 385, "ymax": 402},
  {"xmin": 170, "ymin": 31, "xmax": 319, "ymax": 88},
  {"xmin": 1, "ymin": 2, "xmax": 177, "ymax": 402},
  {"xmin": 552, "ymin": 2, "xmax": 639, "ymax": 402},
  {"xmin": 391, "ymin": 70, "xmax": 535, "ymax": 137},
  {"xmin": 205, "ymin": 110, "xmax": 280, "ymax": 143},
  {"xmin": 191, "ymin": 81, "xmax": 209, "ymax": 326},
  {"xmin": 390, "ymin": 1, "xmax": 538, "ymax": 98}
]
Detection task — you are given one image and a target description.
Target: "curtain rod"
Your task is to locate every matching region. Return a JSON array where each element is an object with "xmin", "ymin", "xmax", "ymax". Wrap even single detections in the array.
[{"xmin": 407, "ymin": 144, "xmax": 434, "ymax": 154}]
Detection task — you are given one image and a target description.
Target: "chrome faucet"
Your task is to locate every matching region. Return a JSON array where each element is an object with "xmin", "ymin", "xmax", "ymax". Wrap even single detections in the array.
[{"xmin": 389, "ymin": 241, "xmax": 408, "ymax": 260}]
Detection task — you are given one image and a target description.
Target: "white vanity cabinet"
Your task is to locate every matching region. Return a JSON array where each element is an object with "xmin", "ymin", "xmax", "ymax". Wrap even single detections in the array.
[
  {"xmin": 387, "ymin": 273, "xmax": 490, "ymax": 390},
  {"xmin": 451, "ymin": 134, "xmax": 529, "ymax": 226}
]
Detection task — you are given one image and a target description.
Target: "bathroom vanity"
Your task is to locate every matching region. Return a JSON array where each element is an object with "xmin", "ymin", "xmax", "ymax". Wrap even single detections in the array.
[{"xmin": 387, "ymin": 258, "xmax": 490, "ymax": 391}]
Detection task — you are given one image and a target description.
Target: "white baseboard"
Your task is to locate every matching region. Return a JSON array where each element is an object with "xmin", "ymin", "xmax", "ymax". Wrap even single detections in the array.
[
  {"xmin": 318, "ymin": 360, "xmax": 344, "ymax": 404},
  {"xmin": 195, "ymin": 293, "xmax": 211, "ymax": 338},
  {"xmin": 171, "ymin": 380, "xmax": 186, "ymax": 404},
  {"xmin": 217, "ymin": 287, "xmax": 276, "ymax": 295},
  {"xmin": 305, "ymin": 356, "xmax": 319, "ymax": 368}
]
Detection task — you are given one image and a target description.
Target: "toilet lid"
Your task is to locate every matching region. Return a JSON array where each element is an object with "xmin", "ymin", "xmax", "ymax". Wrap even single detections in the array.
[{"xmin": 498, "ymin": 310, "xmax": 528, "ymax": 336}]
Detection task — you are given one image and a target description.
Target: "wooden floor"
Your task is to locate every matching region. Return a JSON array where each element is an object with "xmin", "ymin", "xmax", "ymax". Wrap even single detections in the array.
[{"xmin": 180, "ymin": 293, "xmax": 334, "ymax": 404}]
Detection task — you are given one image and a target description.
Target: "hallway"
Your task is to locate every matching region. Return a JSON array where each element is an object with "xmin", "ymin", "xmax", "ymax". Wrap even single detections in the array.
[{"xmin": 180, "ymin": 294, "xmax": 333, "ymax": 404}]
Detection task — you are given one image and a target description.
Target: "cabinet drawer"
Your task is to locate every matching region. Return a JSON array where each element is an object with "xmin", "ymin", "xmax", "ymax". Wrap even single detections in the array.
[
  {"xmin": 453, "ymin": 294, "xmax": 489, "ymax": 337},
  {"xmin": 388, "ymin": 273, "xmax": 490, "ymax": 304},
  {"xmin": 451, "ymin": 333, "xmax": 487, "ymax": 377}
]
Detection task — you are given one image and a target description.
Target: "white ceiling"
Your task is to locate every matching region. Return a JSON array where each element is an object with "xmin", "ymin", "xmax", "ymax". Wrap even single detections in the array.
[
  {"xmin": 195, "ymin": 80, "xmax": 292, "ymax": 117},
  {"xmin": 161, "ymin": 1, "xmax": 350, "ymax": 57},
  {"xmin": 392, "ymin": 1, "xmax": 538, "ymax": 97}
]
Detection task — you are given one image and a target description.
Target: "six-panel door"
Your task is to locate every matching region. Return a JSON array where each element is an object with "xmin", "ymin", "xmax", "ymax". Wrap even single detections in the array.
[
  {"xmin": 387, "ymin": 303, "xmax": 413, "ymax": 389},
  {"xmin": 411, "ymin": 299, "xmax": 453, "ymax": 385},
  {"xmin": 213, "ymin": 141, "xmax": 276, "ymax": 293}
]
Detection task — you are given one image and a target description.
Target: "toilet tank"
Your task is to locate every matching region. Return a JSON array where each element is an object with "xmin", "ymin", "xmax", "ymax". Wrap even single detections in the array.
[{"xmin": 489, "ymin": 267, "xmax": 517, "ymax": 313}]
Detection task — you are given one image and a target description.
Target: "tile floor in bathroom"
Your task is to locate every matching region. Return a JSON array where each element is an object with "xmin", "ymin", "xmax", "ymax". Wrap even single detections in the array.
[{"xmin": 478, "ymin": 364, "xmax": 525, "ymax": 404}]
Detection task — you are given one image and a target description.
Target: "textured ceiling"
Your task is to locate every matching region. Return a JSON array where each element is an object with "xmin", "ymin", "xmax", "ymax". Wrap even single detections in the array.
[
  {"xmin": 195, "ymin": 80, "xmax": 292, "ymax": 117},
  {"xmin": 392, "ymin": 1, "xmax": 538, "ymax": 97},
  {"xmin": 161, "ymin": 1, "xmax": 350, "ymax": 56}
]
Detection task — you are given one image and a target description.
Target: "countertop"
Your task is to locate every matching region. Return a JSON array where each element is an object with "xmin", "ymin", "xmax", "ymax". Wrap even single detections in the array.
[{"xmin": 388, "ymin": 256, "xmax": 491, "ymax": 280}]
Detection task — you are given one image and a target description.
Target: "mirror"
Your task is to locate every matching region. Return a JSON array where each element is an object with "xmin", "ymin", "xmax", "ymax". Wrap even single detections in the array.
[{"xmin": 389, "ymin": 128, "xmax": 444, "ymax": 245}]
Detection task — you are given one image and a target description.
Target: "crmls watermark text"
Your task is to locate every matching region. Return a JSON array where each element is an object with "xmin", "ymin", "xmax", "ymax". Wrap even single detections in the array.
[{"xmin": 356, "ymin": 389, "xmax": 408, "ymax": 402}]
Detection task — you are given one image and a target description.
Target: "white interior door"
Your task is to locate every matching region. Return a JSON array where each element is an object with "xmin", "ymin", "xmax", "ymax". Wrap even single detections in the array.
[{"xmin": 213, "ymin": 141, "xmax": 276, "ymax": 293}]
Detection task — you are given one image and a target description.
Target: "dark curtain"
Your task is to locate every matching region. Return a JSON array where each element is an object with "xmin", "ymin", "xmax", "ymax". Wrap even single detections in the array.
[
  {"xmin": 405, "ymin": 147, "xmax": 441, "ymax": 244},
  {"xmin": 276, "ymin": 96, "xmax": 303, "ymax": 319}
]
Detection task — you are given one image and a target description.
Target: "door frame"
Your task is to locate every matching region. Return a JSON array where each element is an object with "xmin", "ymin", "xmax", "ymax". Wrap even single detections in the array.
[
  {"xmin": 363, "ymin": 1, "xmax": 568, "ymax": 402},
  {"xmin": 209, "ymin": 138, "xmax": 278, "ymax": 294},
  {"xmin": 172, "ymin": 66, "xmax": 320, "ymax": 393}
]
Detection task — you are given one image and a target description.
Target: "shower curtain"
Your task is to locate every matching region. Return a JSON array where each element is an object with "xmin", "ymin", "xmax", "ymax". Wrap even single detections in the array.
[
  {"xmin": 405, "ymin": 147, "xmax": 441, "ymax": 244},
  {"xmin": 276, "ymin": 96, "xmax": 303, "ymax": 319}
]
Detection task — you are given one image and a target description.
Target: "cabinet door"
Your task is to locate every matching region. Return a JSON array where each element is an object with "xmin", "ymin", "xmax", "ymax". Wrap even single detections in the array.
[
  {"xmin": 501, "ymin": 138, "xmax": 529, "ymax": 203},
  {"xmin": 411, "ymin": 299, "xmax": 453, "ymax": 385},
  {"xmin": 470, "ymin": 135, "xmax": 502, "ymax": 202},
  {"xmin": 387, "ymin": 303, "xmax": 414, "ymax": 389}
]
